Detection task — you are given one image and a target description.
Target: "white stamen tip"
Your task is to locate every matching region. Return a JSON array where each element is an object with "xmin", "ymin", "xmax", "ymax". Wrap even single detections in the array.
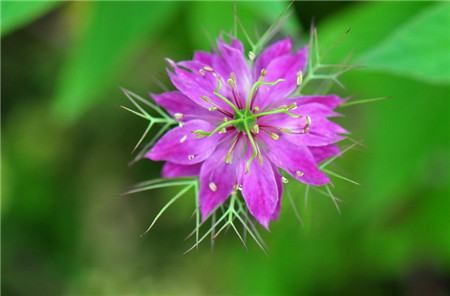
[
  {"xmin": 209, "ymin": 182, "xmax": 217, "ymax": 192},
  {"xmin": 203, "ymin": 66, "xmax": 214, "ymax": 72},
  {"xmin": 188, "ymin": 154, "xmax": 195, "ymax": 160},
  {"xmin": 296, "ymin": 170, "xmax": 304, "ymax": 177},
  {"xmin": 282, "ymin": 176, "xmax": 289, "ymax": 184},
  {"xmin": 179, "ymin": 135, "xmax": 187, "ymax": 143},
  {"xmin": 174, "ymin": 113, "xmax": 183, "ymax": 120},
  {"xmin": 248, "ymin": 51, "xmax": 256, "ymax": 60}
]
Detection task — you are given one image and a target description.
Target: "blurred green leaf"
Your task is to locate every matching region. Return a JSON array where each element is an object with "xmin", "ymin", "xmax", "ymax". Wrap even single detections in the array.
[
  {"xmin": 318, "ymin": 2, "xmax": 432, "ymax": 62},
  {"xmin": 360, "ymin": 3, "xmax": 450, "ymax": 84},
  {"xmin": 53, "ymin": 2, "xmax": 178, "ymax": 122},
  {"xmin": 1, "ymin": 1, "xmax": 59, "ymax": 36},
  {"xmin": 187, "ymin": 1, "xmax": 300, "ymax": 51}
]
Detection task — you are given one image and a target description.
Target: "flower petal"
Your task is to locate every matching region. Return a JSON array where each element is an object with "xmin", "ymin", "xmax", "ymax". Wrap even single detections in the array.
[
  {"xmin": 261, "ymin": 134, "xmax": 330, "ymax": 186},
  {"xmin": 167, "ymin": 64, "xmax": 232, "ymax": 113},
  {"xmin": 270, "ymin": 165, "xmax": 283, "ymax": 221},
  {"xmin": 254, "ymin": 47, "xmax": 308, "ymax": 110},
  {"xmin": 151, "ymin": 91, "xmax": 221, "ymax": 123},
  {"xmin": 215, "ymin": 38, "xmax": 252, "ymax": 101},
  {"xmin": 146, "ymin": 120, "xmax": 221, "ymax": 165},
  {"xmin": 199, "ymin": 136, "xmax": 239, "ymax": 220},
  {"xmin": 254, "ymin": 37, "xmax": 292, "ymax": 77},
  {"xmin": 162, "ymin": 162, "xmax": 201, "ymax": 178},
  {"xmin": 258, "ymin": 102, "xmax": 347, "ymax": 147},
  {"xmin": 309, "ymin": 145, "xmax": 341, "ymax": 164},
  {"xmin": 290, "ymin": 95, "xmax": 345, "ymax": 109},
  {"xmin": 242, "ymin": 155, "xmax": 279, "ymax": 229}
]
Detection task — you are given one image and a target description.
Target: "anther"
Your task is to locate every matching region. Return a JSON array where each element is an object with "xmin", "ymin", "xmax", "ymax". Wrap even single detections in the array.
[
  {"xmin": 282, "ymin": 176, "xmax": 289, "ymax": 184},
  {"xmin": 296, "ymin": 170, "xmax": 304, "ymax": 177},
  {"xmin": 174, "ymin": 113, "xmax": 183, "ymax": 120},
  {"xmin": 279, "ymin": 128, "xmax": 293, "ymax": 134},
  {"xmin": 218, "ymin": 128, "xmax": 227, "ymax": 134},
  {"xmin": 303, "ymin": 115, "xmax": 312, "ymax": 133},
  {"xmin": 260, "ymin": 68, "xmax": 266, "ymax": 79},
  {"xmin": 248, "ymin": 51, "xmax": 256, "ymax": 60},
  {"xmin": 179, "ymin": 135, "xmax": 187, "ymax": 143},
  {"xmin": 188, "ymin": 154, "xmax": 195, "ymax": 160},
  {"xmin": 201, "ymin": 95, "xmax": 211, "ymax": 103},
  {"xmin": 270, "ymin": 132, "xmax": 280, "ymax": 140},
  {"xmin": 199, "ymin": 69, "xmax": 205, "ymax": 76},
  {"xmin": 209, "ymin": 182, "xmax": 217, "ymax": 192},
  {"xmin": 203, "ymin": 66, "xmax": 214, "ymax": 72},
  {"xmin": 251, "ymin": 124, "xmax": 260, "ymax": 134},
  {"xmin": 208, "ymin": 107, "xmax": 217, "ymax": 112},
  {"xmin": 287, "ymin": 102, "xmax": 298, "ymax": 110},
  {"xmin": 253, "ymin": 106, "xmax": 260, "ymax": 112}
]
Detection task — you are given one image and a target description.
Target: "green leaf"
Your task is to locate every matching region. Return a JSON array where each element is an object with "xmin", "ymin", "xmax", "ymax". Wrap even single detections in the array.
[
  {"xmin": 1, "ymin": 1, "xmax": 60, "ymax": 36},
  {"xmin": 360, "ymin": 3, "xmax": 450, "ymax": 84},
  {"xmin": 318, "ymin": 2, "xmax": 432, "ymax": 63},
  {"xmin": 53, "ymin": 2, "xmax": 178, "ymax": 122}
]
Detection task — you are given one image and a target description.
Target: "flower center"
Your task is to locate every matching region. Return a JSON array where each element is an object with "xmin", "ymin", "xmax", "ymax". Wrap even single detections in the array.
[{"xmin": 233, "ymin": 109, "xmax": 256, "ymax": 132}]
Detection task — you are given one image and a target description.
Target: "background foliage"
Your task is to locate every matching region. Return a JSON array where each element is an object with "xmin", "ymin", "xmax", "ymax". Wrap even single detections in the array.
[{"xmin": 2, "ymin": 1, "xmax": 450, "ymax": 295}]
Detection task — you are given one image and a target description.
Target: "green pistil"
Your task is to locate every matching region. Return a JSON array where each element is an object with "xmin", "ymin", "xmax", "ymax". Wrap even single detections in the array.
[
  {"xmin": 193, "ymin": 119, "xmax": 242, "ymax": 138},
  {"xmin": 214, "ymin": 78, "xmax": 241, "ymax": 115},
  {"xmin": 244, "ymin": 119, "xmax": 260, "ymax": 173},
  {"xmin": 245, "ymin": 78, "xmax": 285, "ymax": 111}
]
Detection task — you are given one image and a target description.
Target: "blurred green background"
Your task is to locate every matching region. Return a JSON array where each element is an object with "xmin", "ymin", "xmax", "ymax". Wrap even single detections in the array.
[{"xmin": 2, "ymin": 1, "xmax": 450, "ymax": 295}]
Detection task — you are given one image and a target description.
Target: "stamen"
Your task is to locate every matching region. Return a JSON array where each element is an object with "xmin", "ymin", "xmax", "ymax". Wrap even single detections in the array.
[
  {"xmin": 179, "ymin": 135, "xmax": 187, "ymax": 143},
  {"xmin": 209, "ymin": 182, "xmax": 217, "ymax": 192},
  {"xmin": 199, "ymin": 69, "xmax": 206, "ymax": 76},
  {"xmin": 201, "ymin": 95, "xmax": 211, "ymax": 103},
  {"xmin": 253, "ymin": 106, "xmax": 260, "ymax": 112},
  {"xmin": 270, "ymin": 132, "xmax": 280, "ymax": 140},
  {"xmin": 260, "ymin": 68, "xmax": 266, "ymax": 79},
  {"xmin": 174, "ymin": 113, "xmax": 183, "ymax": 120},
  {"xmin": 248, "ymin": 51, "xmax": 256, "ymax": 60},
  {"xmin": 296, "ymin": 170, "xmax": 304, "ymax": 177},
  {"xmin": 279, "ymin": 128, "xmax": 293, "ymax": 134},
  {"xmin": 225, "ymin": 135, "xmax": 239, "ymax": 164},
  {"xmin": 208, "ymin": 107, "xmax": 217, "ymax": 111},
  {"xmin": 188, "ymin": 154, "xmax": 195, "ymax": 160},
  {"xmin": 203, "ymin": 66, "xmax": 214, "ymax": 72},
  {"xmin": 303, "ymin": 115, "xmax": 312, "ymax": 133},
  {"xmin": 214, "ymin": 77, "xmax": 241, "ymax": 114},
  {"xmin": 282, "ymin": 176, "xmax": 289, "ymax": 184},
  {"xmin": 251, "ymin": 124, "xmax": 260, "ymax": 134}
]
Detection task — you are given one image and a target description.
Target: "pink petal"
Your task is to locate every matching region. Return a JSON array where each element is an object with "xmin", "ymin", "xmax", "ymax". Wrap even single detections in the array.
[
  {"xmin": 254, "ymin": 38, "xmax": 293, "ymax": 77},
  {"xmin": 261, "ymin": 134, "xmax": 330, "ymax": 186},
  {"xmin": 215, "ymin": 38, "xmax": 252, "ymax": 102},
  {"xmin": 290, "ymin": 95, "xmax": 345, "ymax": 109},
  {"xmin": 167, "ymin": 64, "xmax": 232, "ymax": 113},
  {"xmin": 162, "ymin": 162, "xmax": 201, "ymax": 178},
  {"xmin": 151, "ymin": 91, "xmax": 222, "ymax": 123},
  {"xmin": 253, "ymin": 47, "xmax": 308, "ymax": 110},
  {"xmin": 199, "ymin": 136, "xmax": 240, "ymax": 220},
  {"xmin": 146, "ymin": 120, "xmax": 221, "ymax": 165},
  {"xmin": 242, "ymin": 155, "xmax": 279, "ymax": 229},
  {"xmin": 270, "ymin": 165, "xmax": 283, "ymax": 221},
  {"xmin": 309, "ymin": 145, "xmax": 341, "ymax": 164}
]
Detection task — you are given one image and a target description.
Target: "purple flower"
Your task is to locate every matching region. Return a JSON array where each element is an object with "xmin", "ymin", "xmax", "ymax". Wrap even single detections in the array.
[{"xmin": 146, "ymin": 37, "xmax": 347, "ymax": 228}]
